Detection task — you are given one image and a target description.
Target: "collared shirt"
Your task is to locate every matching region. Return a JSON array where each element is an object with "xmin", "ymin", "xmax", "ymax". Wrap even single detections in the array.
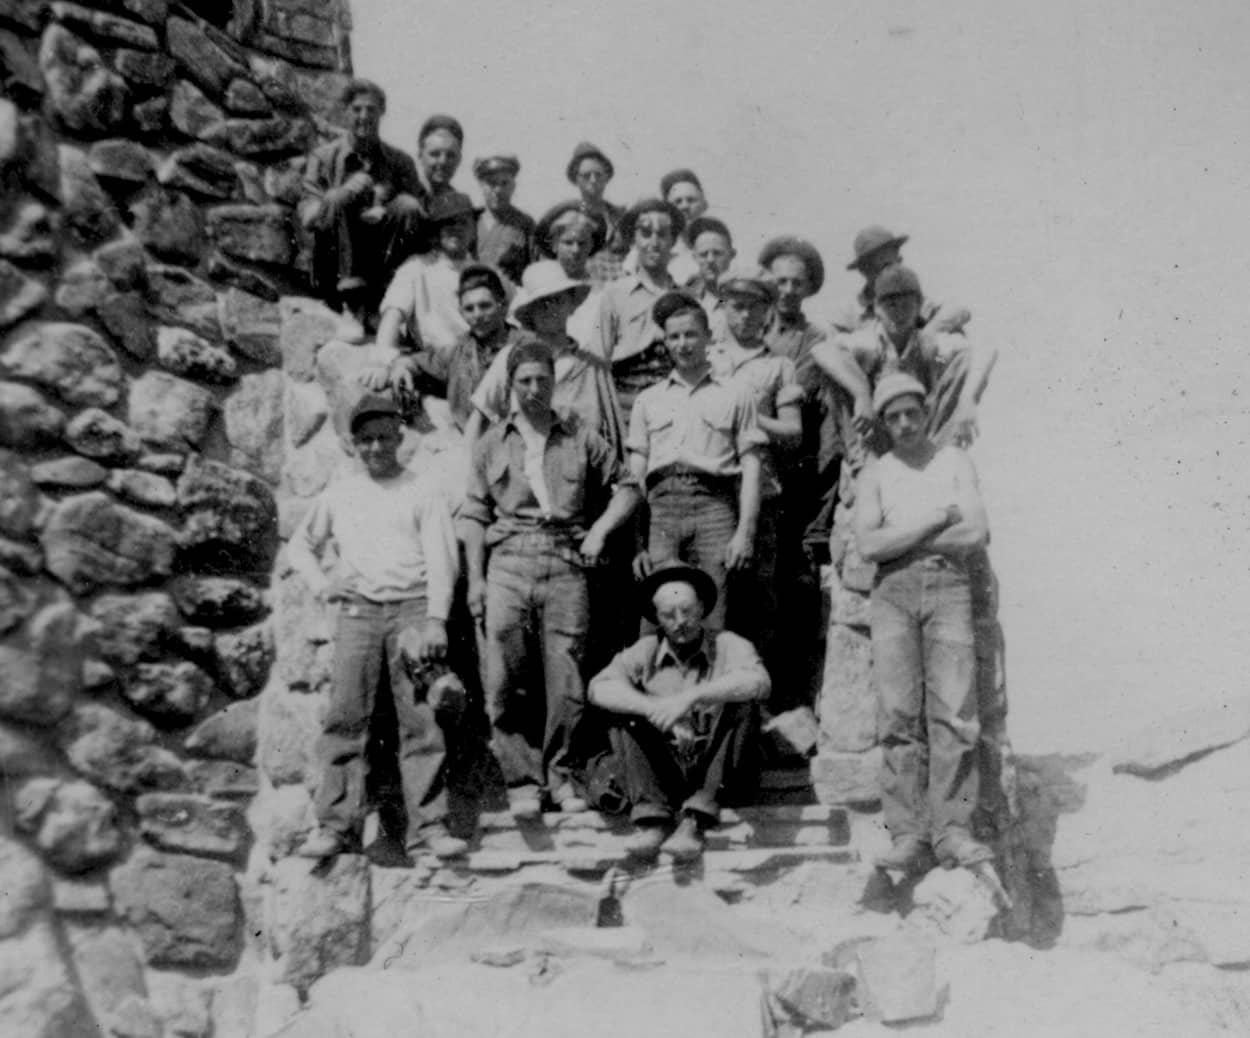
[
  {"xmin": 622, "ymin": 238, "xmax": 699, "ymax": 286},
  {"xmin": 589, "ymin": 630, "xmax": 770, "ymax": 750},
  {"xmin": 299, "ymin": 135, "xmax": 421, "ymax": 232},
  {"xmin": 437, "ymin": 325, "xmax": 528, "ymax": 430},
  {"xmin": 708, "ymin": 339, "xmax": 802, "ymax": 498},
  {"xmin": 470, "ymin": 335, "xmax": 626, "ymax": 461},
  {"xmin": 626, "ymin": 368, "xmax": 766, "ymax": 479},
  {"xmin": 819, "ymin": 320, "xmax": 968, "ymax": 396},
  {"xmin": 380, "ymin": 252, "xmax": 470, "ymax": 360},
  {"xmin": 685, "ymin": 275, "xmax": 729, "ymax": 343},
  {"xmin": 764, "ymin": 311, "xmax": 827, "ymax": 389},
  {"xmin": 591, "ymin": 271, "xmax": 676, "ymax": 366},
  {"xmin": 287, "ymin": 469, "xmax": 458, "ymax": 619},
  {"xmin": 476, "ymin": 205, "xmax": 535, "ymax": 286},
  {"xmin": 460, "ymin": 409, "xmax": 633, "ymax": 547}
]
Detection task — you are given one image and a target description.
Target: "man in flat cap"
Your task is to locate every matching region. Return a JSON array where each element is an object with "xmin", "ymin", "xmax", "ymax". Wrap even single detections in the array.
[
  {"xmin": 710, "ymin": 267, "xmax": 802, "ymax": 694},
  {"xmin": 473, "ymin": 154, "xmax": 534, "ymax": 286},
  {"xmin": 566, "ymin": 141, "xmax": 628, "ymax": 286},
  {"xmin": 588, "ymin": 562, "xmax": 769, "ymax": 862},
  {"xmin": 300, "ymin": 79, "xmax": 424, "ymax": 333},
  {"xmin": 831, "ymin": 225, "xmax": 970, "ymax": 336},
  {"xmin": 591, "ymin": 198, "xmax": 685, "ymax": 424},
  {"xmin": 289, "ymin": 393, "xmax": 468, "ymax": 862},
  {"xmin": 853, "ymin": 372, "xmax": 994, "ymax": 873},
  {"xmin": 628, "ymin": 290, "xmax": 765, "ymax": 638}
]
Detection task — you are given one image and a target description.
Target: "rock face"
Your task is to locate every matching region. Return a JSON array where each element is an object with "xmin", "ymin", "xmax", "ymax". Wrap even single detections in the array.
[
  {"xmin": 0, "ymin": 587, "xmax": 88, "ymax": 725},
  {"xmin": 14, "ymin": 777, "xmax": 124, "ymax": 872},
  {"xmin": 1, "ymin": 321, "xmax": 124, "ymax": 407},
  {"xmin": 178, "ymin": 456, "xmax": 278, "ymax": 566},
  {"xmin": 41, "ymin": 491, "xmax": 177, "ymax": 593},
  {"xmin": 268, "ymin": 855, "xmax": 370, "ymax": 992}
]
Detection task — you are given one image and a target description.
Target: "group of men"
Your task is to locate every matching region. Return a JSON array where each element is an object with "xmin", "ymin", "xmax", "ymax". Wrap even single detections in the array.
[{"xmin": 287, "ymin": 77, "xmax": 1002, "ymax": 871}]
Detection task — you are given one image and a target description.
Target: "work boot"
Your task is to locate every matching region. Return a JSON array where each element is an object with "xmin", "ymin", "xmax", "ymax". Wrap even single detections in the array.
[
  {"xmin": 874, "ymin": 836, "xmax": 934, "ymax": 874},
  {"xmin": 295, "ymin": 828, "xmax": 349, "ymax": 860},
  {"xmin": 625, "ymin": 822, "xmax": 670, "ymax": 863},
  {"xmin": 509, "ymin": 786, "xmax": 543, "ymax": 821},
  {"xmin": 548, "ymin": 782, "xmax": 588, "ymax": 814},
  {"xmin": 407, "ymin": 823, "xmax": 468, "ymax": 862},
  {"xmin": 661, "ymin": 815, "xmax": 705, "ymax": 863},
  {"xmin": 934, "ymin": 829, "xmax": 994, "ymax": 869}
]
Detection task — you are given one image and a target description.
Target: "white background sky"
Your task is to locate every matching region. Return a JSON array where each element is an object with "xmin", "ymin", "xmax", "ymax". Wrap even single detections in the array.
[{"xmin": 353, "ymin": 0, "xmax": 1250, "ymax": 752}]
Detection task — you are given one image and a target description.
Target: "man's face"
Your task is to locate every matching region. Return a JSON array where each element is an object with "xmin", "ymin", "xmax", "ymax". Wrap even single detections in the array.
[
  {"xmin": 767, "ymin": 255, "xmax": 812, "ymax": 318},
  {"xmin": 665, "ymin": 181, "xmax": 707, "ymax": 221},
  {"xmin": 511, "ymin": 360, "xmax": 555, "ymax": 416},
  {"xmin": 574, "ymin": 158, "xmax": 611, "ymax": 202},
  {"xmin": 346, "ymin": 93, "xmax": 383, "ymax": 147},
  {"xmin": 652, "ymin": 583, "xmax": 704, "ymax": 647},
  {"xmin": 419, "ymin": 129, "xmax": 462, "ymax": 187},
  {"xmin": 553, "ymin": 220, "xmax": 594, "ymax": 277},
  {"xmin": 724, "ymin": 292, "xmax": 771, "ymax": 344},
  {"xmin": 437, "ymin": 213, "xmax": 475, "ymax": 260},
  {"xmin": 478, "ymin": 171, "xmax": 515, "ymax": 212},
  {"xmin": 692, "ymin": 231, "xmax": 734, "ymax": 284},
  {"xmin": 352, "ymin": 416, "xmax": 403, "ymax": 477},
  {"xmin": 460, "ymin": 286, "xmax": 504, "ymax": 338},
  {"xmin": 875, "ymin": 290, "xmax": 922, "ymax": 339},
  {"xmin": 662, "ymin": 310, "xmax": 709, "ymax": 372},
  {"xmin": 881, "ymin": 394, "xmax": 927, "ymax": 450},
  {"xmin": 634, "ymin": 212, "xmax": 675, "ymax": 272},
  {"xmin": 858, "ymin": 244, "xmax": 902, "ymax": 282}
]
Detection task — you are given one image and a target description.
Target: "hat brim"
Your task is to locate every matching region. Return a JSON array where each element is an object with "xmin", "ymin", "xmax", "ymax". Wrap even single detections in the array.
[
  {"xmin": 512, "ymin": 282, "xmax": 593, "ymax": 326},
  {"xmin": 639, "ymin": 564, "xmax": 719, "ymax": 624},
  {"xmin": 847, "ymin": 234, "xmax": 909, "ymax": 271},
  {"xmin": 718, "ymin": 279, "xmax": 778, "ymax": 304}
]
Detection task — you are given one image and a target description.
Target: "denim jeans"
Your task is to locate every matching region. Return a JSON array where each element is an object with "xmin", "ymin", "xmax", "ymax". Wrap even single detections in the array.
[
  {"xmin": 315, "ymin": 596, "xmax": 458, "ymax": 847},
  {"xmin": 647, "ymin": 481, "xmax": 738, "ymax": 634},
  {"xmin": 482, "ymin": 533, "xmax": 589, "ymax": 790},
  {"xmin": 871, "ymin": 556, "xmax": 980, "ymax": 844},
  {"xmin": 606, "ymin": 702, "xmax": 758, "ymax": 825}
]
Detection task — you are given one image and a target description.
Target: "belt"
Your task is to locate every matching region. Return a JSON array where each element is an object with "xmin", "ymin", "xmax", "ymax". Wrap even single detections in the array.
[
  {"xmin": 645, "ymin": 465, "xmax": 736, "ymax": 495},
  {"xmin": 877, "ymin": 552, "xmax": 967, "ymax": 578}
]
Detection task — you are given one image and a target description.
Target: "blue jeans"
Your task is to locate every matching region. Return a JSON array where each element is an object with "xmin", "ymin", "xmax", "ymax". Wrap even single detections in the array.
[
  {"xmin": 647, "ymin": 480, "xmax": 738, "ymax": 634},
  {"xmin": 315, "ymin": 596, "xmax": 459, "ymax": 847},
  {"xmin": 871, "ymin": 556, "xmax": 980, "ymax": 845},
  {"xmin": 482, "ymin": 533, "xmax": 589, "ymax": 789}
]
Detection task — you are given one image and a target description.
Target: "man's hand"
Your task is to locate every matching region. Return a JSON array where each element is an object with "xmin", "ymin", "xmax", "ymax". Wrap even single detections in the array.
[
  {"xmin": 632, "ymin": 549, "xmax": 654, "ymax": 582},
  {"xmin": 467, "ymin": 578, "xmax": 487, "ymax": 629},
  {"xmin": 949, "ymin": 400, "xmax": 979, "ymax": 448},
  {"xmin": 359, "ymin": 205, "xmax": 386, "ymax": 225},
  {"xmin": 852, "ymin": 394, "xmax": 876, "ymax": 436},
  {"xmin": 725, "ymin": 529, "xmax": 754, "ymax": 571},
  {"xmin": 358, "ymin": 360, "xmax": 393, "ymax": 391},
  {"xmin": 580, "ymin": 527, "xmax": 607, "ymax": 567},
  {"xmin": 644, "ymin": 691, "xmax": 695, "ymax": 733},
  {"xmin": 339, "ymin": 171, "xmax": 374, "ymax": 203},
  {"xmin": 943, "ymin": 503, "xmax": 963, "ymax": 528},
  {"xmin": 321, "ymin": 577, "xmax": 356, "ymax": 603},
  {"xmin": 416, "ymin": 618, "xmax": 448, "ymax": 662}
]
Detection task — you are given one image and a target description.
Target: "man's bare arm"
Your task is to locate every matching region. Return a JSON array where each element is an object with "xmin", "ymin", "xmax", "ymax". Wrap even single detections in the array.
[
  {"xmin": 757, "ymin": 400, "xmax": 802, "ymax": 446},
  {"xmin": 928, "ymin": 451, "xmax": 989, "ymax": 553},
  {"xmin": 812, "ymin": 342, "xmax": 874, "ymax": 412}
]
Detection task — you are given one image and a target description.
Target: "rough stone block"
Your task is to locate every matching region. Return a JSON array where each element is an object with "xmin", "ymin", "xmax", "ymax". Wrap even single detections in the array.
[
  {"xmin": 269, "ymin": 854, "xmax": 370, "ymax": 992},
  {"xmin": 222, "ymin": 369, "xmax": 284, "ymax": 481},
  {"xmin": 768, "ymin": 966, "xmax": 858, "ymax": 1030},
  {"xmin": 819, "ymin": 623, "xmax": 877, "ymax": 751},
  {"xmin": 279, "ymin": 296, "xmax": 338, "ymax": 381},
  {"xmin": 224, "ymin": 78, "xmax": 271, "ymax": 115},
  {"xmin": 64, "ymin": 407, "xmax": 142, "ymax": 463},
  {"xmin": 911, "ymin": 865, "xmax": 1001, "ymax": 943},
  {"xmin": 89, "ymin": 591, "xmax": 181, "ymax": 666},
  {"xmin": 215, "ymin": 621, "xmax": 274, "ymax": 699},
  {"xmin": 64, "ymin": 923, "xmax": 148, "ymax": 1035},
  {"xmin": 95, "ymin": 290, "xmax": 151, "ymax": 359},
  {"xmin": 111, "ymin": 847, "xmax": 241, "ymax": 968},
  {"xmin": 178, "ymin": 456, "xmax": 279, "ymax": 565},
  {"xmin": 57, "ymin": 703, "xmax": 186, "ymax": 793},
  {"xmin": 0, "ymin": 591, "xmax": 86, "ymax": 725},
  {"xmin": 206, "ymin": 202, "xmax": 292, "ymax": 265},
  {"xmin": 856, "ymin": 935, "xmax": 939, "ymax": 1023},
  {"xmin": 0, "ymin": 28, "xmax": 43, "ymax": 104},
  {"xmin": 285, "ymin": 378, "xmax": 329, "ymax": 447},
  {"xmin": 210, "ymin": 115, "xmax": 314, "ymax": 158},
  {"xmin": 0, "ymin": 199, "xmax": 59, "ymax": 268},
  {"xmin": 52, "ymin": 876, "xmax": 112, "ymax": 914},
  {"xmin": 0, "ymin": 719, "xmax": 58, "ymax": 778},
  {"xmin": 256, "ymin": 683, "xmax": 323, "ymax": 786},
  {"xmin": 219, "ymin": 287, "xmax": 281, "ymax": 364},
  {"xmin": 40, "ymin": 25, "xmax": 128, "ymax": 138},
  {"xmin": 159, "ymin": 143, "xmax": 237, "ymax": 198},
  {"xmin": 0, "ymin": 257, "xmax": 48, "ymax": 328},
  {"xmin": 0, "ymin": 532, "xmax": 43, "ymax": 573},
  {"xmin": 208, "ymin": 252, "xmax": 283, "ymax": 301},
  {"xmin": 58, "ymin": 142, "xmax": 122, "ymax": 241},
  {"xmin": 137, "ymin": 792, "xmax": 249, "ymax": 859},
  {"xmin": 166, "ymin": 16, "xmax": 249, "ymax": 97},
  {"xmin": 53, "ymin": 258, "xmax": 111, "ymax": 316},
  {"xmin": 186, "ymin": 759, "xmax": 259, "ymax": 800},
  {"xmin": 41, "ymin": 491, "xmax": 176, "ymax": 593},
  {"xmin": 112, "ymin": 48, "xmax": 174, "ymax": 88},
  {"xmin": 92, "ymin": 238, "xmax": 147, "ymax": 290},
  {"xmin": 14, "ymin": 777, "xmax": 124, "ymax": 872},
  {"xmin": 1, "ymin": 321, "xmax": 123, "ymax": 407},
  {"xmin": 172, "ymin": 575, "xmax": 267, "ymax": 627},
  {"xmin": 127, "ymin": 371, "xmax": 216, "ymax": 450},
  {"xmin": 156, "ymin": 325, "xmax": 238, "ymax": 383},
  {"xmin": 123, "ymin": 660, "xmax": 214, "ymax": 727},
  {"xmin": 49, "ymin": 2, "xmax": 158, "ymax": 49},
  {"xmin": 87, "ymin": 138, "xmax": 152, "ymax": 184},
  {"xmin": 131, "ymin": 185, "xmax": 204, "ymax": 263},
  {"xmin": 106, "ymin": 468, "xmax": 177, "ymax": 509},
  {"xmin": 185, "ymin": 698, "xmax": 259, "ymax": 763},
  {"xmin": 131, "ymin": 94, "xmax": 167, "ymax": 136},
  {"xmin": 0, "ymin": 447, "xmax": 40, "ymax": 537},
  {"xmin": 0, "ymin": 380, "xmax": 65, "ymax": 449},
  {"xmin": 168, "ymin": 78, "xmax": 225, "ymax": 140}
]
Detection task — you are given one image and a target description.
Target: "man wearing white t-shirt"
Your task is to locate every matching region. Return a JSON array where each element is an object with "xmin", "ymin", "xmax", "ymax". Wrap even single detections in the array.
[
  {"xmin": 288, "ymin": 394, "xmax": 467, "ymax": 861},
  {"xmin": 854, "ymin": 372, "xmax": 993, "ymax": 875}
]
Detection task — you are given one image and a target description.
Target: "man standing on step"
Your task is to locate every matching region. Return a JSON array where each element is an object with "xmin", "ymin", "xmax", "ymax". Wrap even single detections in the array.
[
  {"xmin": 289, "ymin": 394, "xmax": 468, "ymax": 862},
  {"xmin": 588, "ymin": 563, "xmax": 769, "ymax": 863},
  {"xmin": 853, "ymin": 372, "xmax": 993, "ymax": 872}
]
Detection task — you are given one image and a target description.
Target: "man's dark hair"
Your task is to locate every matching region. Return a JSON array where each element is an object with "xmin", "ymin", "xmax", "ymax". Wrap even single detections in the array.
[
  {"xmin": 419, "ymin": 114, "xmax": 464, "ymax": 146},
  {"xmin": 506, "ymin": 339, "xmax": 556, "ymax": 383},
  {"xmin": 458, "ymin": 265, "xmax": 507, "ymax": 303},
  {"xmin": 340, "ymin": 78, "xmax": 386, "ymax": 112},
  {"xmin": 653, "ymin": 291, "xmax": 710, "ymax": 333}
]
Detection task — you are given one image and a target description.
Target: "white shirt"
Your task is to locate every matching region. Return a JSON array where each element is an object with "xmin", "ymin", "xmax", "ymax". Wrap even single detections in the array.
[{"xmin": 379, "ymin": 253, "xmax": 469, "ymax": 361}]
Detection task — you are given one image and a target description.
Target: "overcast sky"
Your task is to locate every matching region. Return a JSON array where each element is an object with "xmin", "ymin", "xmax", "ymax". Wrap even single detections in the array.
[{"xmin": 353, "ymin": 0, "xmax": 1250, "ymax": 751}]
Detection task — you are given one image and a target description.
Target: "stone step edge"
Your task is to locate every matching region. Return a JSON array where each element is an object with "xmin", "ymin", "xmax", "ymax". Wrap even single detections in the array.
[
  {"xmin": 478, "ymin": 803, "xmax": 850, "ymax": 831},
  {"xmin": 428, "ymin": 844, "xmax": 859, "ymax": 875}
]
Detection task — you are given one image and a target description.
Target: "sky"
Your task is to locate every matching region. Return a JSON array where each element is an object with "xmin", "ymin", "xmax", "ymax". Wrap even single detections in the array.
[{"xmin": 352, "ymin": 0, "xmax": 1250, "ymax": 752}]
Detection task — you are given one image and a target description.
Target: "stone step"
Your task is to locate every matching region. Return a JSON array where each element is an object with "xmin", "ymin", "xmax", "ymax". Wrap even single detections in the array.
[{"xmin": 452, "ymin": 843, "xmax": 858, "ymax": 877}]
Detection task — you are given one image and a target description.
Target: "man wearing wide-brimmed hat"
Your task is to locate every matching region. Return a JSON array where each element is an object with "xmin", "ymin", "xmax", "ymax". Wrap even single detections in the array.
[
  {"xmin": 473, "ymin": 153, "xmax": 534, "ymax": 286},
  {"xmin": 372, "ymin": 190, "xmax": 477, "ymax": 362},
  {"xmin": 460, "ymin": 339, "xmax": 642, "ymax": 817},
  {"xmin": 565, "ymin": 141, "xmax": 628, "ymax": 285},
  {"xmin": 466, "ymin": 261, "xmax": 625, "ymax": 461},
  {"xmin": 588, "ymin": 562, "xmax": 769, "ymax": 862},
  {"xmin": 591, "ymin": 197, "xmax": 686, "ymax": 424}
]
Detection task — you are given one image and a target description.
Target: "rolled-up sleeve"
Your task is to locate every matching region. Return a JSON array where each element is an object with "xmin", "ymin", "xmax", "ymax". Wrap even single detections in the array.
[
  {"xmin": 732, "ymin": 388, "xmax": 768, "ymax": 456},
  {"xmin": 714, "ymin": 632, "xmax": 771, "ymax": 701},
  {"xmin": 588, "ymin": 639, "xmax": 652, "ymax": 700},
  {"xmin": 458, "ymin": 438, "xmax": 496, "ymax": 530}
]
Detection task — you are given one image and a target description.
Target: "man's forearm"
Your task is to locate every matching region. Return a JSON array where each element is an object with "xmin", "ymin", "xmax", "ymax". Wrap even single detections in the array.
[
  {"xmin": 461, "ymin": 522, "xmax": 488, "ymax": 584},
  {"xmin": 736, "ymin": 453, "xmax": 762, "ymax": 539},
  {"xmin": 858, "ymin": 509, "xmax": 951, "ymax": 562},
  {"xmin": 814, "ymin": 345, "xmax": 873, "ymax": 406},
  {"xmin": 587, "ymin": 485, "xmax": 642, "ymax": 540},
  {"xmin": 375, "ymin": 308, "xmax": 405, "ymax": 355},
  {"xmin": 587, "ymin": 678, "xmax": 655, "ymax": 717},
  {"xmin": 688, "ymin": 669, "xmax": 769, "ymax": 706}
]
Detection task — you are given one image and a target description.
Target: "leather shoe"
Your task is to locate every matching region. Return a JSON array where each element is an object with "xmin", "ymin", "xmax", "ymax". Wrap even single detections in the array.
[
  {"xmin": 934, "ymin": 830, "xmax": 994, "ymax": 869},
  {"xmin": 625, "ymin": 823, "xmax": 670, "ymax": 862},
  {"xmin": 661, "ymin": 815, "xmax": 705, "ymax": 863},
  {"xmin": 295, "ymin": 828, "xmax": 348, "ymax": 859},
  {"xmin": 407, "ymin": 824, "xmax": 468, "ymax": 861},
  {"xmin": 874, "ymin": 836, "xmax": 934, "ymax": 874}
]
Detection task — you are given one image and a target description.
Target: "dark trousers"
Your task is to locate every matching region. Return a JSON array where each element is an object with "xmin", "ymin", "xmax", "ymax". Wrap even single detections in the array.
[
  {"xmin": 315, "ymin": 596, "xmax": 456, "ymax": 847},
  {"xmin": 607, "ymin": 702, "xmax": 758, "ymax": 825},
  {"xmin": 308, "ymin": 195, "xmax": 421, "ymax": 312},
  {"xmin": 647, "ymin": 479, "xmax": 738, "ymax": 635},
  {"xmin": 481, "ymin": 534, "xmax": 589, "ymax": 790}
]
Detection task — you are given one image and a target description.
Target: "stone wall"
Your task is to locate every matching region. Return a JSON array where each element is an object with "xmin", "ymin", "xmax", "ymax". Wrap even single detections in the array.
[{"xmin": 0, "ymin": 2, "xmax": 356, "ymax": 1035}]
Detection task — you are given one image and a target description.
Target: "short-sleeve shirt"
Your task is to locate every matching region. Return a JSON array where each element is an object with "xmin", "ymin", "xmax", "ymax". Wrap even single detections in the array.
[
  {"xmin": 459, "ymin": 409, "xmax": 633, "ymax": 548},
  {"xmin": 379, "ymin": 253, "xmax": 470, "ymax": 360},
  {"xmin": 590, "ymin": 273, "xmax": 676, "ymax": 366},
  {"xmin": 626, "ymin": 368, "xmax": 766, "ymax": 479}
]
